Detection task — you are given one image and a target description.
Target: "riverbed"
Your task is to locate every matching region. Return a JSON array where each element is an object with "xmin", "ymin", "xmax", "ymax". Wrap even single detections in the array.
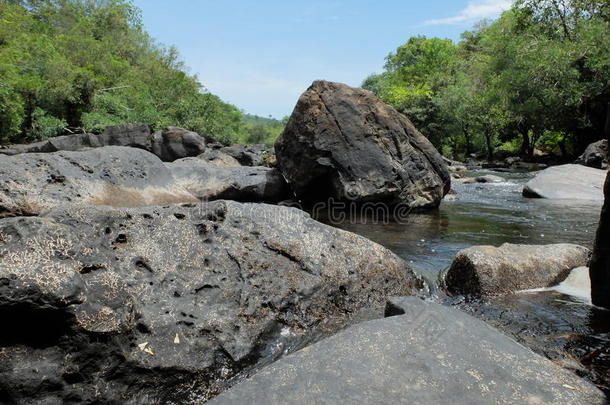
[{"xmin": 318, "ymin": 169, "xmax": 610, "ymax": 394}]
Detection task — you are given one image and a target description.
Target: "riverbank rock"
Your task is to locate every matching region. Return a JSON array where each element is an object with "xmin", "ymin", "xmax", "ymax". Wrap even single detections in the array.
[
  {"xmin": 0, "ymin": 201, "xmax": 421, "ymax": 404},
  {"xmin": 444, "ymin": 243, "xmax": 591, "ymax": 296},
  {"xmin": 275, "ymin": 80, "xmax": 450, "ymax": 208},
  {"xmin": 523, "ymin": 164, "xmax": 606, "ymax": 200},
  {"xmin": 210, "ymin": 297, "xmax": 605, "ymax": 405},
  {"xmin": 219, "ymin": 144, "xmax": 270, "ymax": 166},
  {"xmin": 167, "ymin": 158, "xmax": 290, "ymax": 203},
  {"xmin": 577, "ymin": 139, "xmax": 608, "ymax": 169},
  {"xmin": 0, "ymin": 124, "xmax": 207, "ymax": 162},
  {"xmin": 150, "ymin": 126, "xmax": 206, "ymax": 161},
  {"xmin": 589, "ymin": 170, "xmax": 610, "ymax": 308},
  {"xmin": 197, "ymin": 149, "xmax": 241, "ymax": 167},
  {"xmin": 0, "ymin": 146, "xmax": 197, "ymax": 217}
]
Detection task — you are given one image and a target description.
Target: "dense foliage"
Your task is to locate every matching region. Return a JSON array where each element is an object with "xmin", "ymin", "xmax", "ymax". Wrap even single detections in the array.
[
  {"xmin": 363, "ymin": 0, "xmax": 610, "ymax": 160},
  {"xmin": 0, "ymin": 0, "xmax": 284, "ymax": 145}
]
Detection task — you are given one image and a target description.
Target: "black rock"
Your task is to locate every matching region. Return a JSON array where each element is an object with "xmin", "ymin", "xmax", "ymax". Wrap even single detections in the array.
[
  {"xmin": 576, "ymin": 139, "xmax": 608, "ymax": 169},
  {"xmin": 0, "ymin": 202, "xmax": 422, "ymax": 403},
  {"xmin": 275, "ymin": 81, "xmax": 450, "ymax": 208}
]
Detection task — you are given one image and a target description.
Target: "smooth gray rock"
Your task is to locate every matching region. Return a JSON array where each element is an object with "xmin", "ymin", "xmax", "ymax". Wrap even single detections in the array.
[
  {"xmin": 275, "ymin": 80, "xmax": 450, "ymax": 208},
  {"xmin": 210, "ymin": 297, "xmax": 605, "ymax": 405},
  {"xmin": 0, "ymin": 201, "xmax": 422, "ymax": 404},
  {"xmin": 167, "ymin": 158, "xmax": 290, "ymax": 203},
  {"xmin": 444, "ymin": 243, "xmax": 591, "ymax": 296},
  {"xmin": 0, "ymin": 146, "xmax": 197, "ymax": 216},
  {"xmin": 523, "ymin": 164, "xmax": 606, "ymax": 200},
  {"xmin": 0, "ymin": 124, "xmax": 207, "ymax": 162}
]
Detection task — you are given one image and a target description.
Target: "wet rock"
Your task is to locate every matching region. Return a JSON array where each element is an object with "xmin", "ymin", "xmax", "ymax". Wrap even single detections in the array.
[
  {"xmin": 197, "ymin": 149, "xmax": 241, "ymax": 167},
  {"xmin": 151, "ymin": 126, "xmax": 206, "ymax": 161},
  {"xmin": 523, "ymin": 164, "xmax": 606, "ymax": 200},
  {"xmin": 210, "ymin": 297, "xmax": 605, "ymax": 405},
  {"xmin": 167, "ymin": 158, "xmax": 290, "ymax": 203},
  {"xmin": 0, "ymin": 146, "xmax": 197, "ymax": 217},
  {"xmin": 0, "ymin": 201, "xmax": 422, "ymax": 404},
  {"xmin": 219, "ymin": 144, "xmax": 270, "ymax": 167},
  {"xmin": 460, "ymin": 175, "xmax": 504, "ymax": 184},
  {"xmin": 576, "ymin": 140, "xmax": 608, "ymax": 169},
  {"xmin": 0, "ymin": 124, "xmax": 207, "ymax": 162},
  {"xmin": 444, "ymin": 243, "xmax": 591, "ymax": 296},
  {"xmin": 275, "ymin": 80, "xmax": 450, "ymax": 208},
  {"xmin": 589, "ymin": 170, "xmax": 610, "ymax": 309}
]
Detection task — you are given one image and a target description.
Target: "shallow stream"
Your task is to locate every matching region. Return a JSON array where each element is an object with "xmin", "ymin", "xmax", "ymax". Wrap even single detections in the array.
[{"xmin": 318, "ymin": 169, "xmax": 610, "ymax": 394}]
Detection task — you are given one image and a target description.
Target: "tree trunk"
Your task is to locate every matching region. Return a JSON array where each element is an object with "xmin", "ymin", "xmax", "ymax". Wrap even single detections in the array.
[
  {"xmin": 485, "ymin": 133, "xmax": 493, "ymax": 162},
  {"xmin": 589, "ymin": 172, "xmax": 610, "ymax": 309},
  {"xmin": 519, "ymin": 128, "xmax": 529, "ymax": 156},
  {"xmin": 463, "ymin": 127, "xmax": 473, "ymax": 156}
]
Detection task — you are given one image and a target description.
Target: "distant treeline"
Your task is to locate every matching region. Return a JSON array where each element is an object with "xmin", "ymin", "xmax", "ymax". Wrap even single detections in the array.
[
  {"xmin": 0, "ymin": 0, "xmax": 284, "ymax": 145},
  {"xmin": 363, "ymin": 0, "xmax": 610, "ymax": 160}
]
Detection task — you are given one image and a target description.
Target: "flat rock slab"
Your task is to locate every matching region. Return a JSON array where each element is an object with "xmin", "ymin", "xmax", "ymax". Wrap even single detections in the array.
[
  {"xmin": 210, "ymin": 297, "xmax": 605, "ymax": 405},
  {"xmin": 0, "ymin": 146, "xmax": 197, "ymax": 216},
  {"xmin": 523, "ymin": 164, "xmax": 606, "ymax": 200},
  {"xmin": 444, "ymin": 243, "xmax": 591, "ymax": 296}
]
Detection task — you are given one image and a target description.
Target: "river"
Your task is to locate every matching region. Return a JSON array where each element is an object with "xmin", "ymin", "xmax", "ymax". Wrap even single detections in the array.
[{"xmin": 317, "ymin": 169, "xmax": 610, "ymax": 394}]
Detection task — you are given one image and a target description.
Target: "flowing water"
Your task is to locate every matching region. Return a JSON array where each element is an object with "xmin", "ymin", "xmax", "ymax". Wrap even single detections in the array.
[{"xmin": 316, "ymin": 169, "xmax": 610, "ymax": 394}]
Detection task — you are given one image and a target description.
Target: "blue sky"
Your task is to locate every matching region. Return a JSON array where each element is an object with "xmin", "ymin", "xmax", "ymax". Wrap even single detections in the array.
[{"xmin": 133, "ymin": 0, "xmax": 512, "ymax": 118}]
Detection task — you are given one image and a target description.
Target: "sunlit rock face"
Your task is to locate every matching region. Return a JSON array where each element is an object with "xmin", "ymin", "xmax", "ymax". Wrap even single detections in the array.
[{"xmin": 275, "ymin": 80, "xmax": 450, "ymax": 208}]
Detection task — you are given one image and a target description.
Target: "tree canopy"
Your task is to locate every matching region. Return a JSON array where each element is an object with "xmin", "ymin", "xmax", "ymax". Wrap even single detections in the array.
[
  {"xmin": 363, "ymin": 0, "xmax": 610, "ymax": 160},
  {"xmin": 0, "ymin": 0, "xmax": 277, "ymax": 145}
]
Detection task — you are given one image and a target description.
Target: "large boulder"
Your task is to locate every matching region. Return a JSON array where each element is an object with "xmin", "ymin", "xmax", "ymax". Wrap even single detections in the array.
[
  {"xmin": 576, "ymin": 139, "xmax": 608, "ymax": 169},
  {"xmin": 166, "ymin": 158, "xmax": 290, "ymax": 203},
  {"xmin": 0, "ymin": 201, "xmax": 421, "ymax": 404},
  {"xmin": 0, "ymin": 124, "xmax": 207, "ymax": 162},
  {"xmin": 523, "ymin": 164, "xmax": 606, "ymax": 200},
  {"xmin": 0, "ymin": 146, "xmax": 197, "ymax": 217},
  {"xmin": 275, "ymin": 80, "xmax": 450, "ymax": 208},
  {"xmin": 210, "ymin": 297, "xmax": 605, "ymax": 405},
  {"xmin": 444, "ymin": 243, "xmax": 591, "ymax": 296},
  {"xmin": 589, "ymin": 171, "xmax": 610, "ymax": 308},
  {"xmin": 151, "ymin": 126, "xmax": 206, "ymax": 161}
]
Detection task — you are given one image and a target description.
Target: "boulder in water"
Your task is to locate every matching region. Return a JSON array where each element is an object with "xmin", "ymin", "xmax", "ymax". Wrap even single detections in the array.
[
  {"xmin": 209, "ymin": 297, "xmax": 605, "ymax": 405},
  {"xmin": 522, "ymin": 164, "xmax": 606, "ymax": 200},
  {"xmin": 0, "ymin": 201, "xmax": 422, "ymax": 403},
  {"xmin": 589, "ymin": 170, "xmax": 610, "ymax": 308},
  {"xmin": 275, "ymin": 80, "xmax": 450, "ymax": 208},
  {"xmin": 444, "ymin": 243, "xmax": 591, "ymax": 296}
]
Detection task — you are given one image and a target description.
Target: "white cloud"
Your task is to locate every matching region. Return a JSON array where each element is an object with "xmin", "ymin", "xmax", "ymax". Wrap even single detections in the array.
[{"xmin": 424, "ymin": 0, "xmax": 513, "ymax": 25}]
